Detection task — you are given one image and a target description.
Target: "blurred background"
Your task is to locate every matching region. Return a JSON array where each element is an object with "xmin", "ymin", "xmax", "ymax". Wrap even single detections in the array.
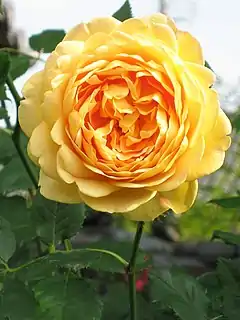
[{"xmin": 1, "ymin": 0, "xmax": 240, "ymax": 274}]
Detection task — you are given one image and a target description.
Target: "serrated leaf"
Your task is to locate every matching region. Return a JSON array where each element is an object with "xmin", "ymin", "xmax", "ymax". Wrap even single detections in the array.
[
  {"xmin": 10, "ymin": 54, "xmax": 31, "ymax": 80},
  {"xmin": 16, "ymin": 256, "xmax": 57, "ymax": 282},
  {"xmin": 34, "ymin": 276, "xmax": 102, "ymax": 320},
  {"xmin": 0, "ymin": 52, "xmax": 10, "ymax": 85},
  {"xmin": 0, "ymin": 217, "xmax": 16, "ymax": 262},
  {"xmin": 113, "ymin": 0, "xmax": 132, "ymax": 21},
  {"xmin": 0, "ymin": 108, "xmax": 7, "ymax": 119},
  {"xmin": 0, "ymin": 129, "xmax": 16, "ymax": 164},
  {"xmin": 29, "ymin": 29, "xmax": 66, "ymax": 53},
  {"xmin": 1, "ymin": 278, "xmax": 38, "ymax": 319},
  {"xmin": 0, "ymin": 195, "xmax": 35, "ymax": 242},
  {"xmin": 211, "ymin": 230, "xmax": 240, "ymax": 245},
  {"xmin": 48, "ymin": 249, "xmax": 126, "ymax": 273},
  {"xmin": 31, "ymin": 192, "xmax": 85, "ymax": 244},
  {"xmin": 150, "ymin": 269, "xmax": 209, "ymax": 320},
  {"xmin": 86, "ymin": 239, "xmax": 150, "ymax": 272},
  {"xmin": 0, "ymin": 156, "xmax": 33, "ymax": 193},
  {"xmin": 210, "ymin": 196, "xmax": 240, "ymax": 208}
]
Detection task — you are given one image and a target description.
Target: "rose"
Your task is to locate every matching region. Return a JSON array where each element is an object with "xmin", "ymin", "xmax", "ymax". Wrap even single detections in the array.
[{"xmin": 19, "ymin": 13, "xmax": 231, "ymax": 221}]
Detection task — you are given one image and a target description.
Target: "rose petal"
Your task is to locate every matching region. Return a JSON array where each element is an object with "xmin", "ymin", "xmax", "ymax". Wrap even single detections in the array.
[
  {"xmin": 80, "ymin": 189, "xmax": 157, "ymax": 213},
  {"xmin": 177, "ymin": 31, "xmax": 204, "ymax": 65},
  {"xmin": 159, "ymin": 180, "xmax": 198, "ymax": 214},
  {"xmin": 39, "ymin": 170, "xmax": 82, "ymax": 203}
]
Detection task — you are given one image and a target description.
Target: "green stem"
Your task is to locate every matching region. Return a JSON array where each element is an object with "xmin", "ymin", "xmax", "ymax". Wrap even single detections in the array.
[
  {"xmin": 64, "ymin": 239, "xmax": 72, "ymax": 252},
  {"xmin": 6, "ymin": 75, "xmax": 38, "ymax": 189},
  {"xmin": 127, "ymin": 221, "xmax": 145, "ymax": 320}
]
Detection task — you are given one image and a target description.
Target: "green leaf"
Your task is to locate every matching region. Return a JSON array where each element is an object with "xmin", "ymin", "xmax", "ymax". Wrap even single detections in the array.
[
  {"xmin": 10, "ymin": 54, "xmax": 31, "ymax": 80},
  {"xmin": 209, "ymin": 196, "xmax": 240, "ymax": 208},
  {"xmin": 0, "ymin": 217, "xmax": 16, "ymax": 262},
  {"xmin": 204, "ymin": 61, "xmax": 213, "ymax": 71},
  {"xmin": 1, "ymin": 278, "xmax": 38, "ymax": 319},
  {"xmin": 0, "ymin": 129, "xmax": 16, "ymax": 164},
  {"xmin": 0, "ymin": 52, "xmax": 10, "ymax": 85},
  {"xmin": 211, "ymin": 230, "xmax": 240, "ymax": 245},
  {"xmin": 0, "ymin": 157, "xmax": 33, "ymax": 193},
  {"xmin": 0, "ymin": 195, "xmax": 35, "ymax": 242},
  {"xmin": 113, "ymin": 0, "xmax": 132, "ymax": 22},
  {"xmin": 0, "ymin": 108, "xmax": 7, "ymax": 120},
  {"xmin": 29, "ymin": 29, "xmax": 66, "ymax": 53},
  {"xmin": 0, "ymin": 85, "xmax": 8, "ymax": 100},
  {"xmin": 34, "ymin": 276, "xmax": 103, "ymax": 320},
  {"xmin": 150, "ymin": 269, "xmax": 209, "ymax": 320},
  {"xmin": 85, "ymin": 239, "xmax": 150, "ymax": 271},
  {"xmin": 48, "ymin": 248, "xmax": 126, "ymax": 273},
  {"xmin": 31, "ymin": 193, "xmax": 86, "ymax": 244}
]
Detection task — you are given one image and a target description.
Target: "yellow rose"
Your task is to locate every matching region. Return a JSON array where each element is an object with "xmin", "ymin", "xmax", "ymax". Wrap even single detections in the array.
[{"xmin": 19, "ymin": 14, "xmax": 231, "ymax": 221}]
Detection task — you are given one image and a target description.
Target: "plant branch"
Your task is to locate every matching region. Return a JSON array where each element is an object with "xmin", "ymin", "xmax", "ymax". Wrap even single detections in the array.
[
  {"xmin": 127, "ymin": 221, "xmax": 145, "ymax": 320},
  {"xmin": 6, "ymin": 74, "xmax": 38, "ymax": 189}
]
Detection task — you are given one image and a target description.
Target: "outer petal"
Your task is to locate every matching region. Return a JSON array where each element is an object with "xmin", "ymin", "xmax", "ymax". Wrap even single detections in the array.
[
  {"xmin": 64, "ymin": 17, "xmax": 119, "ymax": 41},
  {"xmin": 196, "ymin": 109, "xmax": 231, "ymax": 177},
  {"xmin": 124, "ymin": 195, "xmax": 167, "ymax": 221},
  {"xmin": 177, "ymin": 31, "xmax": 204, "ymax": 65},
  {"xmin": 28, "ymin": 122, "xmax": 59, "ymax": 180},
  {"xmin": 39, "ymin": 171, "xmax": 82, "ymax": 203},
  {"xmin": 80, "ymin": 189, "xmax": 157, "ymax": 213},
  {"xmin": 159, "ymin": 180, "xmax": 198, "ymax": 214},
  {"xmin": 19, "ymin": 71, "xmax": 44, "ymax": 137}
]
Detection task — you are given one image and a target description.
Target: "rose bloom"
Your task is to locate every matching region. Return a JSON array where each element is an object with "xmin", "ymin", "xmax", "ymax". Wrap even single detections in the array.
[{"xmin": 19, "ymin": 14, "xmax": 231, "ymax": 220}]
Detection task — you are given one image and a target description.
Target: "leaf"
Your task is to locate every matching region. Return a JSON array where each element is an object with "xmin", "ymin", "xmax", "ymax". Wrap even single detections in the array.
[
  {"xmin": 29, "ymin": 29, "xmax": 66, "ymax": 53},
  {"xmin": 31, "ymin": 192, "xmax": 86, "ymax": 244},
  {"xmin": 0, "ymin": 52, "xmax": 10, "ymax": 85},
  {"xmin": 34, "ymin": 276, "xmax": 103, "ymax": 320},
  {"xmin": 216, "ymin": 259, "xmax": 240, "ymax": 319},
  {"xmin": 211, "ymin": 230, "xmax": 240, "ymax": 245},
  {"xmin": 16, "ymin": 256, "xmax": 57, "ymax": 282},
  {"xmin": 10, "ymin": 54, "xmax": 31, "ymax": 80},
  {"xmin": 150, "ymin": 269, "xmax": 209, "ymax": 320},
  {"xmin": 1, "ymin": 278, "xmax": 38, "ymax": 319},
  {"xmin": 0, "ymin": 156, "xmax": 33, "ymax": 193},
  {"xmin": 0, "ymin": 195, "xmax": 35, "ymax": 242},
  {"xmin": 204, "ymin": 61, "xmax": 213, "ymax": 71},
  {"xmin": 113, "ymin": 0, "xmax": 132, "ymax": 22},
  {"xmin": 0, "ymin": 85, "xmax": 8, "ymax": 100},
  {"xmin": 0, "ymin": 129, "xmax": 16, "ymax": 164},
  {"xmin": 209, "ymin": 196, "xmax": 240, "ymax": 208},
  {"xmin": 85, "ymin": 239, "xmax": 150, "ymax": 272},
  {"xmin": 0, "ymin": 217, "xmax": 16, "ymax": 262},
  {"xmin": 48, "ymin": 249, "xmax": 126, "ymax": 273},
  {"xmin": 0, "ymin": 108, "xmax": 7, "ymax": 120}
]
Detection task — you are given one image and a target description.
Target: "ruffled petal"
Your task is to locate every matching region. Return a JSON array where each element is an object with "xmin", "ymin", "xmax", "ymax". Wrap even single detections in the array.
[
  {"xmin": 80, "ymin": 189, "xmax": 157, "ymax": 213},
  {"xmin": 39, "ymin": 171, "xmax": 82, "ymax": 203},
  {"xmin": 196, "ymin": 109, "xmax": 231, "ymax": 177},
  {"xmin": 19, "ymin": 71, "xmax": 44, "ymax": 137},
  {"xmin": 28, "ymin": 122, "xmax": 59, "ymax": 180},
  {"xmin": 64, "ymin": 17, "xmax": 119, "ymax": 41},
  {"xmin": 159, "ymin": 180, "xmax": 198, "ymax": 214},
  {"xmin": 177, "ymin": 31, "xmax": 204, "ymax": 65},
  {"xmin": 124, "ymin": 194, "xmax": 166, "ymax": 221}
]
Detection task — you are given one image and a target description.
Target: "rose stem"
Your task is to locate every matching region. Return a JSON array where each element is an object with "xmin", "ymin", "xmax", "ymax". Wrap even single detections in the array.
[
  {"xmin": 6, "ymin": 74, "xmax": 38, "ymax": 189},
  {"xmin": 127, "ymin": 221, "xmax": 145, "ymax": 320}
]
